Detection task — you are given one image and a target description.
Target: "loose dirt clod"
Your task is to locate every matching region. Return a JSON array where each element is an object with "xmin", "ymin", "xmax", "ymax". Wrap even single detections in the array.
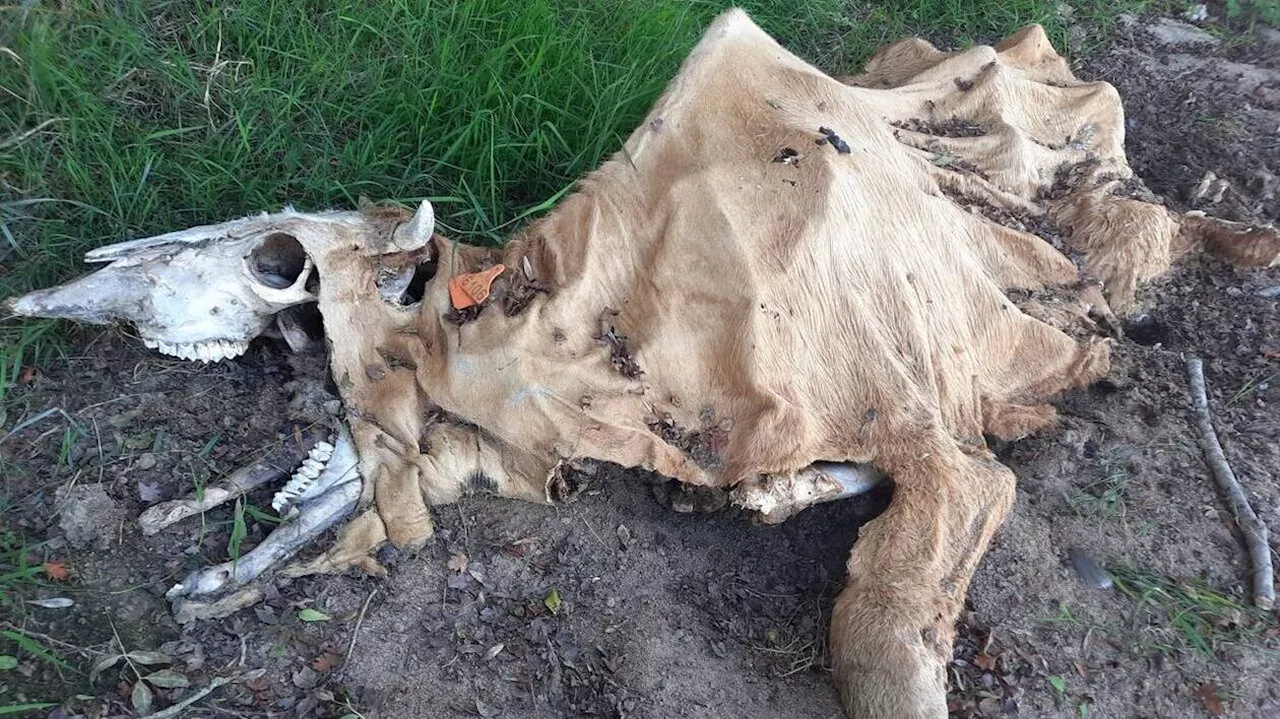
[{"xmin": 56, "ymin": 484, "xmax": 124, "ymax": 550}]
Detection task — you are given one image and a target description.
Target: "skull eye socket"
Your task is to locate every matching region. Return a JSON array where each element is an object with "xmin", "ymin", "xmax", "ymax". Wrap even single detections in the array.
[{"xmin": 248, "ymin": 233, "xmax": 309, "ymax": 289}]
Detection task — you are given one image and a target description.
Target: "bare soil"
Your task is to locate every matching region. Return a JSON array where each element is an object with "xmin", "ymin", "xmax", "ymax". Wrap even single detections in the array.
[{"xmin": 2, "ymin": 10, "xmax": 1279, "ymax": 719}]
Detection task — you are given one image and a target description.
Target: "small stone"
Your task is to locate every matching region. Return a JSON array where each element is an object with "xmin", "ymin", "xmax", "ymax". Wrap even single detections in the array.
[
  {"xmin": 1068, "ymin": 547, "xmax": 1113, "ymax": 589},
  {"xmin": 135, "ymin": 453, "xmax": 157, "ymax": 470},
  {"xmin": 1145, "ymin": 18, "xmax": 1219, "ymax": 47},
  {"xmin": 1183, "ymin": 3, "xmax": 1208, "ymax": 22},
  {"xmin": 56, "ymin": 485, "xmax": 124, "ymax": 550}
]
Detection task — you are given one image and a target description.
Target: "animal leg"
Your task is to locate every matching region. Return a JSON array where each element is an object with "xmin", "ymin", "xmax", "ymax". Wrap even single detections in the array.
[
  {"xmin": 828, "ymin": 450, "xmax": 1015, "ymax": 719},
  {"xmin": 1180, "ymin": 213, "xmax": 1280, "ymax": 268},
  {"xmin": 413, "ymin": 421, "xmax": 549, "ymax": 506},
  {"xmin": 287, "ymin": 419, "xmax": 552, "ymax": 578},
  {"xmin": 730, "ymin": 461, "xmax": 884, "ymax": 523}
]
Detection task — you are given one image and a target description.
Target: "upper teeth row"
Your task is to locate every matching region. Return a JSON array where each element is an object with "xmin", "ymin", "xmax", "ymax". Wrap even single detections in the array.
[
  {"xmin": 142, "ymin": 338, "xmax": 250, "ymax": 363},
  {"xmin": 271, "ymin": 440, "xmax": 336, "ymax": 515}
]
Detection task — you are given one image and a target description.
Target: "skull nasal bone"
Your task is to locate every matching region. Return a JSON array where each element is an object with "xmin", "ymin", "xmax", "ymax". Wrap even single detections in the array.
[{"xmin": 249, "ymin": 233, "xmax": 308, "ymax": 289}]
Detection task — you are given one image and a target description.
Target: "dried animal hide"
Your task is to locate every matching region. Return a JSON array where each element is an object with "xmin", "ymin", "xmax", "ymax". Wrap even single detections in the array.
[{"xmin": 293, "ymin": 14, "xmax": 1274, "ymax": 716}]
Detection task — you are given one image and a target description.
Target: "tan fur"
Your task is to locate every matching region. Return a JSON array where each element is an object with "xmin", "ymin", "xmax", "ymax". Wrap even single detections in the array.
[{"xmin": 274, "ymin": 11, "xmax": 1276, "ymax": 717}]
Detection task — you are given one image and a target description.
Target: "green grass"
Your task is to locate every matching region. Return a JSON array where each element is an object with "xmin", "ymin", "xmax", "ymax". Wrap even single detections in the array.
[
  {"xmin": 0, "ymin": 531, "xmax": 47, "ymax": 608},
  {"xmin": 1110, "ymin": 566, "xmax": 1277, "ymax": 658},
  {"xmin": 0, "ymin": 0, "xmax": 1142, "ymax": 388},
  {"xmin": 1065, "ymin": 447, "xmax": 1141, "ymax": 520}
]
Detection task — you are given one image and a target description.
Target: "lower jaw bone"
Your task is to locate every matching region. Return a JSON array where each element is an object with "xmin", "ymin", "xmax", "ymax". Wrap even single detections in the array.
[
  {"xmin": 169, "ymin": 477, "xmax": 360, "ymax": 622},
  {"xmin": 137, "ymin": 435, "xmax": 320, "ymax": 535},
  {"xmin": 165, "ymin": 427, "xmax": 362, "ymax": 622}
]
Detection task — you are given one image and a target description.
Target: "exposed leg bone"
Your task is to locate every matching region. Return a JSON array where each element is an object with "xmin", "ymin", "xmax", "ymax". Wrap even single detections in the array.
[
  {"xmin": 731, "ymin": 461, "xmax": 885, "ymax": 524},
  {"xmin": 166, "ymin": 426, "xmax": 361, "ymax": 618}
]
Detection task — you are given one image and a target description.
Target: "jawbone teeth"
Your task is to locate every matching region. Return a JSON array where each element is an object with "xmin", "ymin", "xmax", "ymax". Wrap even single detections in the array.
[{"xmin": 272, "ymin": 439, "xmax": 336, "ymax": 515}]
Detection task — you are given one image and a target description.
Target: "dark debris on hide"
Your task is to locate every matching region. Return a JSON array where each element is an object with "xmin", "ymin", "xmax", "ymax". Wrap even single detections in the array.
[
  {"xmin": 645, "ymin": 412, "xmax": 730, "ymax": 470},
  {"xmin": 815, "ymin": 126, "xmax": 851, "ymax": 154},
  {"xmin": 595, "ymin": 309, "xmax": 644, "ymax": 379},
  {"xmin": 445, "ymin": 304, "xmax": 485, "ymax": 326}
]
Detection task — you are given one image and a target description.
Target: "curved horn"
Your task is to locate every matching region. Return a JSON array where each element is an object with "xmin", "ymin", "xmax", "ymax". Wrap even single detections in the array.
[{"xmin": 392, "ymin": 200, "xmax": 435, "ymax": 251}]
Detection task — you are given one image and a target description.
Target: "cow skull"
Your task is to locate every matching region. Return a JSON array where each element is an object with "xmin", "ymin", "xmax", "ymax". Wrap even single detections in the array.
[
  {"xmin": 4, "ymin": 201, "xmax": 442, "ymax": 619},
  {"xmin": 4, "ymin": 202, "xmax": 436, "ymax": 362}
]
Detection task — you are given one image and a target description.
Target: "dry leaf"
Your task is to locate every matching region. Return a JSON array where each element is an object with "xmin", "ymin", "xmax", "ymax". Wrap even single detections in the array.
[
  {"xmin": 973, "ymin": 652, "xmax": 998, "ymax": 672},
  {"xmin": 447, "ymin": 552, "xmax": 469, "ymax": 573},
  {"xmin": 291, "ymin": 666, "xmax": 319, "ymax": 690},
  {"xmin": 17, "ymin": 367, "xmax": 37, "ymax": 385},
  {"xmin": 1196, "ymin": 683, "xmax": 1226, "ymax": 717},
  {"xmin": 144, "ymin": 669, "xmax": 190, "ymax": 688},
  {"xmin": 137, "ymin": 478, "xmax": 162, "ymax": 502},
  {"xmin": 126, "ymin": 650, "xmax": 172, "ymax": 665},
  {"xmin": 26, "ymin": 597, "xmax": 73, "ymax": 608},
  {"xmin": 475, "ymin": 697, "xmax": 500, "ymax": 718},
  {"xmin": 312, "ymin": 651, "xmax": 342, "ymax": 673},
  {"xmin": 42, "ymin": 560, "xmax": 71, "ymax": 582},
  {"xmin": 544, "ymin": 587, "xmax": 562, "ymax": 615},
  {"xmin": 90, "ymin": 653, "xmax": 124, "ymax": 682}
]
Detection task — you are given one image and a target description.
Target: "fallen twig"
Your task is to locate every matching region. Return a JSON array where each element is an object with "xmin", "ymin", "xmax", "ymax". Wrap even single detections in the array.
[
  {"xmin": 1186, "ymin": 356, "xmax": 1275, "ymax": 610},
  {"xmin": 137, "ymin": 675, "xmax": 233, "ymax": 719},
  {"xmin": 0, "ymin": 622, "xmax": 108, "ymax": 658},
  {"xmin": 345, "ymin": 588, "xmax": 378, "ymax": 664}
]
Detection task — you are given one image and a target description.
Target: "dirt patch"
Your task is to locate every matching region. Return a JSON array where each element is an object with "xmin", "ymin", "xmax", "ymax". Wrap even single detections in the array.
[
  {"xmin": 2, "ymin": 12, "xmax": 1278, "ymax": 719},
  {"xmin": 1087, "ymin": 14, "xmax": 1280, "ymax": 225}
]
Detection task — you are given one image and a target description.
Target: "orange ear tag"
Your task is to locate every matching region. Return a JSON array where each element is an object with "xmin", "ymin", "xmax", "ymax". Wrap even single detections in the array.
[{"xmin": 448, "ymin": 264, "xmax": 506, "ymax": 310}]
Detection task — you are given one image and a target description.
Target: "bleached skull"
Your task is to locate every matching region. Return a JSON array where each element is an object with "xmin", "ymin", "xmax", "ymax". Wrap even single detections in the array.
[{"xmin": 5, "ymin": 201, "xmax": 436, "ymax": 361}]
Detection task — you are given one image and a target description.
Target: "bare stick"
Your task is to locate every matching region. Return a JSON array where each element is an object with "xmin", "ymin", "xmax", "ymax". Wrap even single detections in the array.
[
  {"xmin": 345, "ymin": 589, "xmax": 378, "ymax": 664},
  {"xmin": 1186, "ymin": 356, "xmax": 1275, "ymax": 610}
]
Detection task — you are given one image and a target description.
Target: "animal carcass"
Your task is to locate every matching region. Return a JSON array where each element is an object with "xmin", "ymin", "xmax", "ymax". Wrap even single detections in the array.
[{"xmin": 6, "ymin": 10, "xmax": 1277, "ymax": 718}]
